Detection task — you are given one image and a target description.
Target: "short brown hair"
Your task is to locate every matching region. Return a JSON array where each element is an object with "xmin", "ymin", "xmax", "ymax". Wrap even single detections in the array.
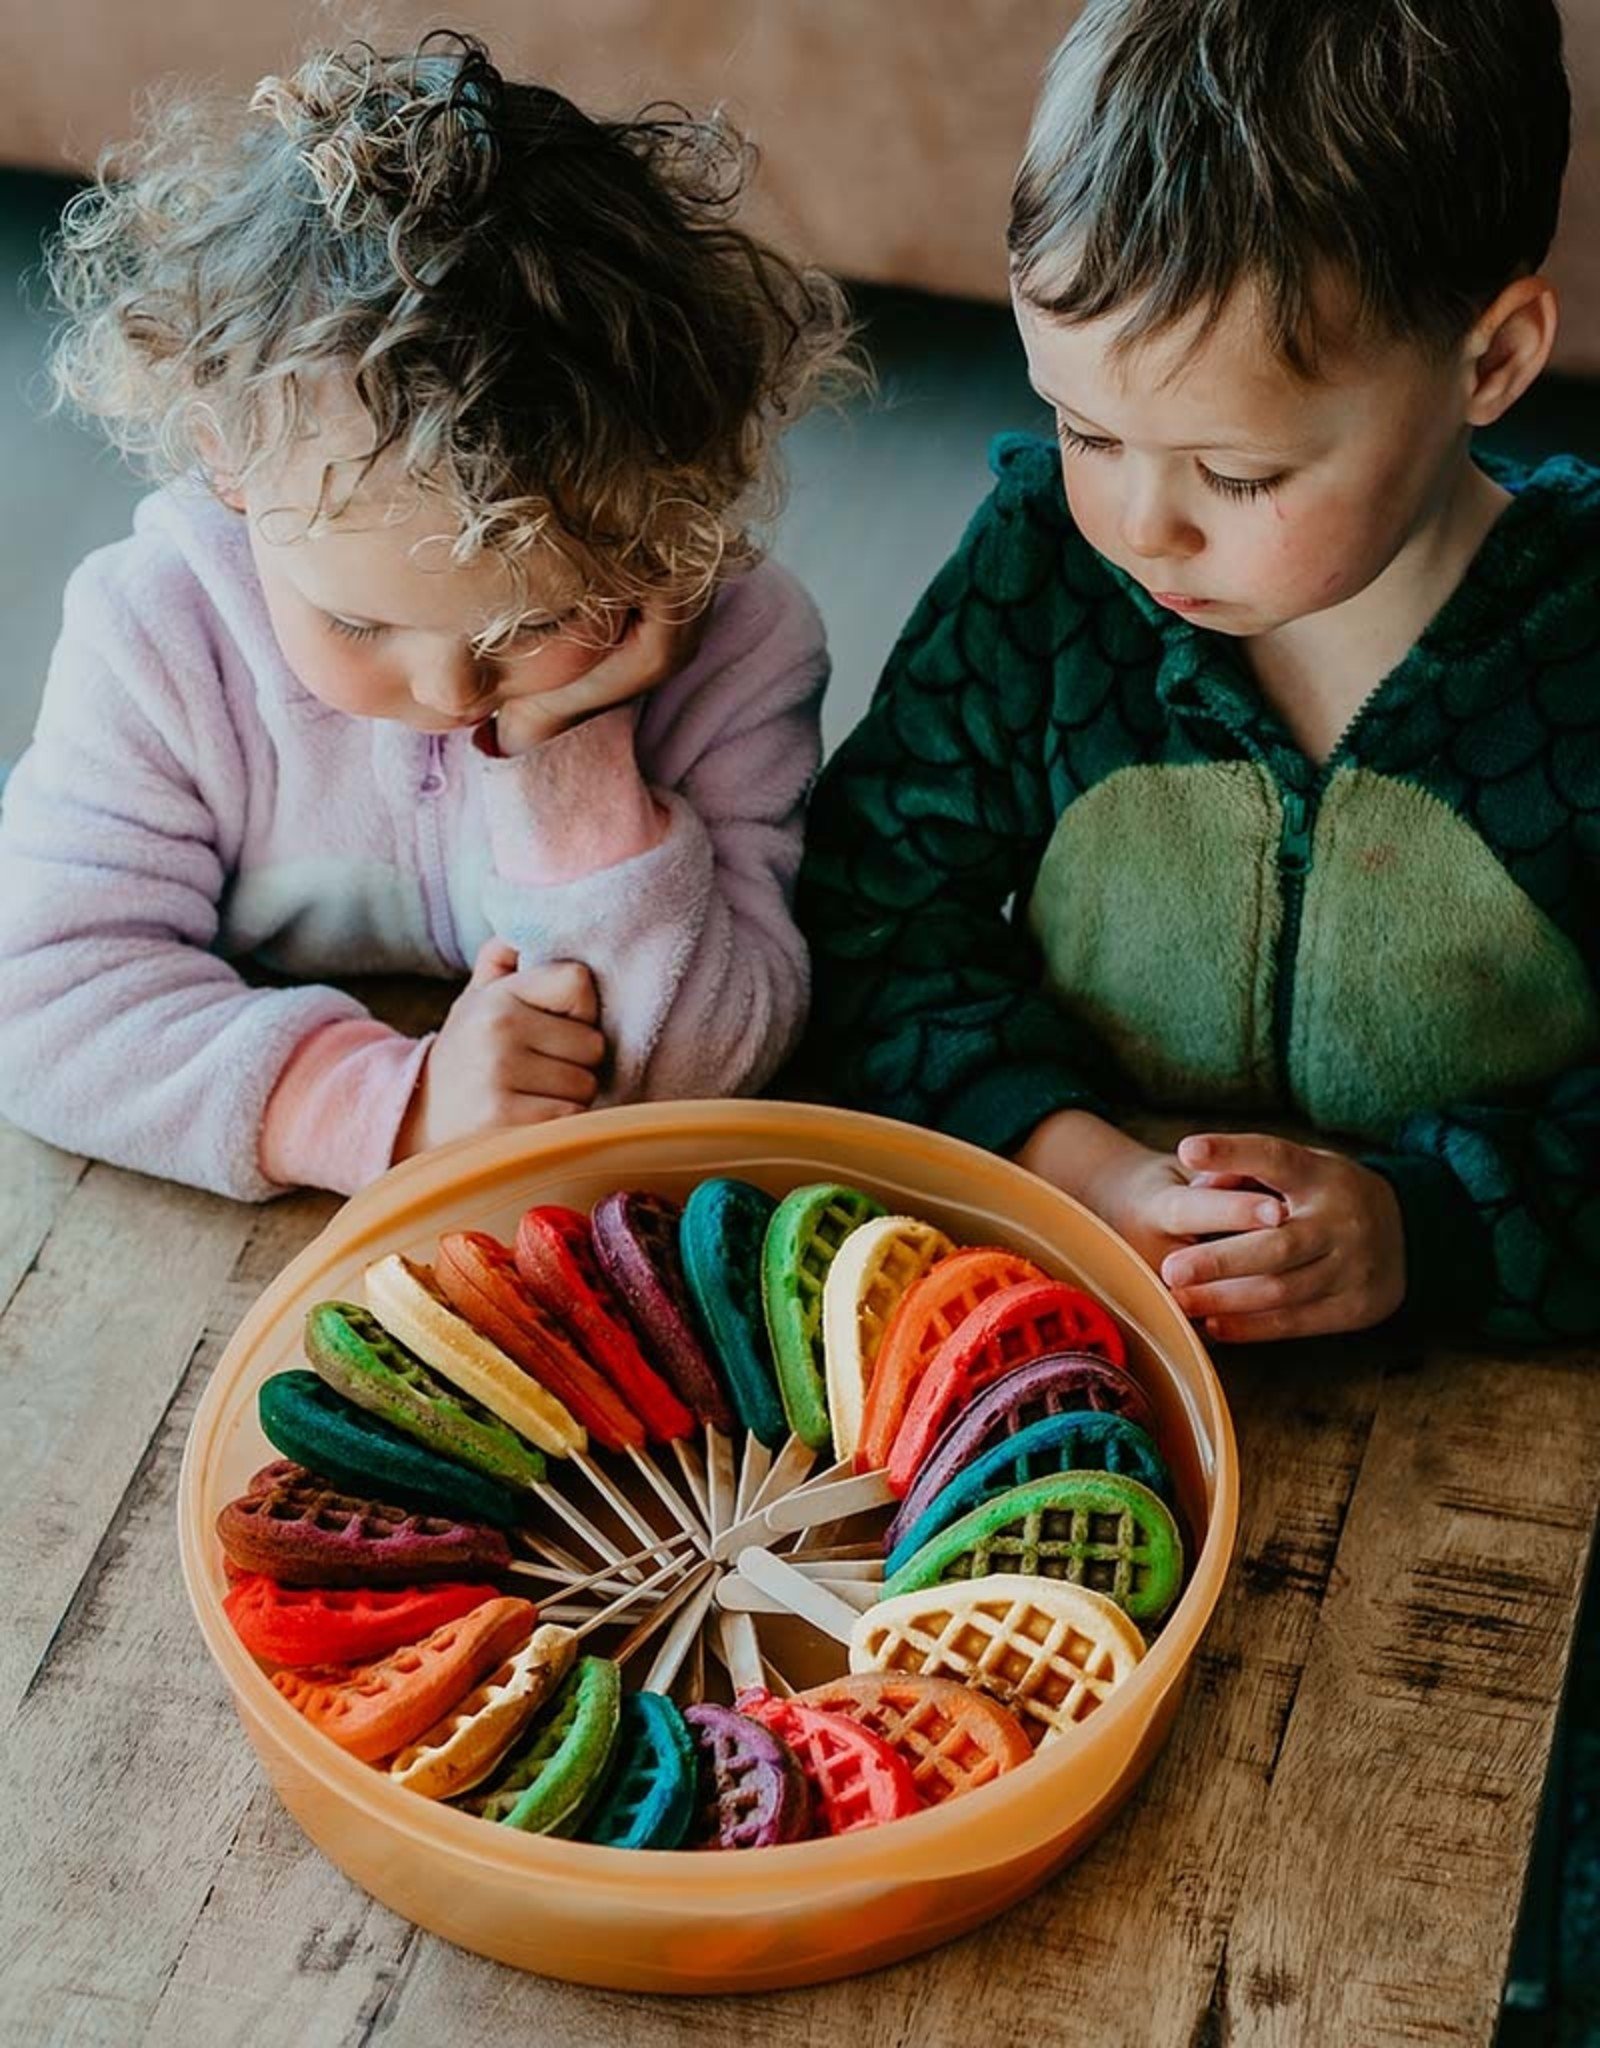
[
  {"xmin": 48, "ymin": 30, "xmax": 861, "ymax": 640},
  {"xmin": 1009, "ymin": 0, "xmax": 1571, "ymax": 373}
]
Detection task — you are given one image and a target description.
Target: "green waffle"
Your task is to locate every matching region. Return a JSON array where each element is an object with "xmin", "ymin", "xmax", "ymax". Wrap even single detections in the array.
[
  {"xmin": 881, "ymin": 1470, "xmax": 1184, "ymax": 1625},
  {"xmin": 303, "ymin": 1302, "xmax": 546, "ymax": 1495},
  {"xmin": 761, "ymin": 1183, "xmax": 886, "ymax": 1450},
  {"xmin": 469, "ymin": 1656, "xmax": 622, "ymax": 1835}
]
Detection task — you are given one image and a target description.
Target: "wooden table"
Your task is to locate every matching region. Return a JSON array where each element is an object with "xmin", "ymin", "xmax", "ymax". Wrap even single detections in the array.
[{"xmin": 5, "ymin": 1117, "xmax": 1599, "ymax": 2048}]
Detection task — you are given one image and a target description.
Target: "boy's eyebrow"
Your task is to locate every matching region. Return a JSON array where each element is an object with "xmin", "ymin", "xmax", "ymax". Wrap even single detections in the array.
[{"xmin": 1029, "ymin": 382, "xmax": 1298, "ymax": 458}]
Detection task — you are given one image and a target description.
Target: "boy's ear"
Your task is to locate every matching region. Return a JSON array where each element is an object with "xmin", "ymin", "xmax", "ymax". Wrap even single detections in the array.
[{"xmin": 1462, "ymin": 276, "xmax": 1559, "ymax": 427}]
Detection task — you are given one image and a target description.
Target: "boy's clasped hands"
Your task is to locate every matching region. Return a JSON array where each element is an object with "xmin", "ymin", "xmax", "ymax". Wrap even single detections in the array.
[{"xmin": 1017, "ymin": 1112, "xmax": 1407, "ymax": 1344}]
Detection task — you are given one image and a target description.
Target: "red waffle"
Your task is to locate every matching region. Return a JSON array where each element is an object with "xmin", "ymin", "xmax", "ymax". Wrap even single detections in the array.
[
  {"xmin": 436, "ymin": 1231, "xmax": 645, "ymax": 1452},
  {"xmin": 223, "ymin": 1574, "xmax": 499, "ymax": 1668},
  {"xmin": 854, "ymin": 1249, "xmax": 1047, "ymax": 1475},
  {"xmin": 886, "ymin": 1279, "xmax": 1127, "ymax": 1495},
  {"xmin": 735, "ymin": 1687, "xmax": 922, "ymax": 1834},
  {"xmin": 513, "ymin": 1206, "xmax": 694, "ymax": 1443}
]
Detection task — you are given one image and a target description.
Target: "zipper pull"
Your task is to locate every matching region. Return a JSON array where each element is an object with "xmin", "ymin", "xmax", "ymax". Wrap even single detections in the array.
[
  {"xmin": 1279, "ymin": 787, "xmax": 1313, "ymax": 875},
  {"xmin": 418, "ymin": 733, "xmax": 446, "ymax": 797}
]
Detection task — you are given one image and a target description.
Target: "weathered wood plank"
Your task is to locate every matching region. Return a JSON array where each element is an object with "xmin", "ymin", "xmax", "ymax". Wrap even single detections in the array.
[
  {"xmin": 0, "ymin": 1182, "xmax": 334, "ymax": 2048},
  {"xmin": 1221, "ymin": 1344, "xmax": 1600, "ymax": 2048},
  {"xmin": 0, "ymin": 1119, "xmax": 86, "ymax": 1318}
]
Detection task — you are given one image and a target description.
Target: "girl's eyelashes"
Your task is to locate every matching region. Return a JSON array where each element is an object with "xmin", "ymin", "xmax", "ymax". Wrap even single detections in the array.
[
  {"xmin": 327, "ymin": 614, "xmax": 382, "ymax": 641},
  {"xmin": 1055, "ymin": 421, "xmax": 1284, "ymax": 500}
]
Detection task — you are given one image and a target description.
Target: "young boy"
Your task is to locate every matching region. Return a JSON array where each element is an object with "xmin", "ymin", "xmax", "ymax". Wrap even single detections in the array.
[{"xmin": 797, "ymin": 0, "xmax": 1598, "ymax": 1345}]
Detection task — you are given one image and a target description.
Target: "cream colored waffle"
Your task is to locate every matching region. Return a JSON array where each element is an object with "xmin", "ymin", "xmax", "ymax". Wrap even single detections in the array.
[
  {"xmin": 848, "ymin": 1573, "xmax": 1145, "ymax": 1747},
  {"xmin": 365, "ymin": 1253, "xmax": 586, "ymax": 1457},
  {"xmin": 822, "ymin": 1217, "xmax": 955, "ymax": 1461},
  {"xmin": 390, "ymin": 1623, "xmax": 578, "ymax": 1799}
]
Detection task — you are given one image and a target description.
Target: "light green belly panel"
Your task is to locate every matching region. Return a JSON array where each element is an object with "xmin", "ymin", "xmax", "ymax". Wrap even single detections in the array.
[{"xmin": 1025, "ymin": 761, "xmax": 1597, "ymax": 1138}]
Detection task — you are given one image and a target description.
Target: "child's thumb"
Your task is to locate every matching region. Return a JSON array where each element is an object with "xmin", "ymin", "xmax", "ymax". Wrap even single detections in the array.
[{"xmin": 468, "ymin": 935, "xmax": 520, "ymax": 989}]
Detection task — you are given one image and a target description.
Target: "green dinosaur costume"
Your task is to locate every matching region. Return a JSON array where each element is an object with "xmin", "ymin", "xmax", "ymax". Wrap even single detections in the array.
[{"xmin": 796, "ymin": 435, "xmax": 1600, "ymax": 1341}]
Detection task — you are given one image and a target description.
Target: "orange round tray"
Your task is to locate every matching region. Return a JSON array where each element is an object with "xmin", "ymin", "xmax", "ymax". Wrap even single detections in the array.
[{"xmin": 179, "ymin": 1100, "xmax": 1237, "ymax": 1993}]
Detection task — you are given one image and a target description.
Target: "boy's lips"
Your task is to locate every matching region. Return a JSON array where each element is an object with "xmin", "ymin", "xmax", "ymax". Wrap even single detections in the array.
[{"xmin": 1150, "ymin": 591, "xmax": 1216, "ymax": 612}]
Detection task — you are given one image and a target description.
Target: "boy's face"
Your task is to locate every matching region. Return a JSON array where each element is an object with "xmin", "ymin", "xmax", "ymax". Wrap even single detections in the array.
[
  {"xmin": 226, "ymin": 396, "xmax": 620, "ymax": 735},
  {"xmin": 1013, "ymin": 283, "xmax": 1475, "ymax": 638}
]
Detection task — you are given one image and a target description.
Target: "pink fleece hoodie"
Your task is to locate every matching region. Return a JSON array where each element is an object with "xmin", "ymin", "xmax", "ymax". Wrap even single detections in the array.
[{"xmin": 0, "ymin": 482, "xmax": 827, "ymax": 1199}]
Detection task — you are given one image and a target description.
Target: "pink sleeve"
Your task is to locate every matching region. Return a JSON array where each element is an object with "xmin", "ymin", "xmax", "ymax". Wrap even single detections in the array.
[
  {"xmin": 258, "ymin": 1017, "xmax": 434, "ymax": 1194},
  {"xmin": 477, "ymin": 704, "xmax": 668, "ymax": 885}
]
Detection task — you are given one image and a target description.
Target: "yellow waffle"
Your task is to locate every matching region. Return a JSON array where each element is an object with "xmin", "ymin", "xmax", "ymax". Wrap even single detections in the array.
[
  {"xmin": 364, "ymin": 1254, "xmax": 585, "ymax": 1458},
  {"xmin": 848, "ymin": 1573, "xmax": 1145, "ymax": 1747},
  {"xmin": 390, "ymin": 1623, "xmax": 577, "ymax": 1799},
  {"xmin": 822, "ymin": 1216, "xmax": 956, "ymax": 1462}
]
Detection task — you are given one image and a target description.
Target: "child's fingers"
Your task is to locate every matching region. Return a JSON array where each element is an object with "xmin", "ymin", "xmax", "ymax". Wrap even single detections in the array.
[
  {"xmin": 1150, "ymin": 1182, "xmax": 1286, "ymax": 1239},
  {"xmin": 468, "ymin": 936, "xmax": 520, "ymax": 988},
  {"xmin": 1200, "ymin": 1293, "xmax": 1361, "ymax": 1346},
  {"xmin": 503, "ymin": 1049, "xmax": 603, "ymax": 1104},
  {"xmin": 502, "ymin": 1010, "xmax": 607, "ymax": 1073},
  {"xmin": 1161, "ymin": 1217, "xmax": 1319, "ymax": 1292},
  {"xmin": 496, "ymin": 1094, "xmax": 589, "ymax": 1127},
  {"xmin": 1178, "ymin": 1132, "xmax": 1314, "ymax": 1191},
  {"xmin": 502, "ymin": 959, "xmax": 601, "ymax": 1027},
  {"xmin": 1166, "ymin": 1252, "xmax": 1334, "ymax": 1320}
]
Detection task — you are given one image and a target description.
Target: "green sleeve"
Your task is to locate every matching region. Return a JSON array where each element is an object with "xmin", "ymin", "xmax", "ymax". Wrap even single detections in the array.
[
  {"xmin": 793, "ymin": 452, "xmax": 1130, "ymax": 1155},
  {"xmin": 1366, "ymin": 1062, "xmax": 1600, "ymax": 1342}
]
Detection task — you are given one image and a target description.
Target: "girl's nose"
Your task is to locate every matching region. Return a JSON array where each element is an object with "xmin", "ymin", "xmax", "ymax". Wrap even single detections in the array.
[{"xmin": 412, "ymin": 650, "xmax": 493, "ymax": 716}]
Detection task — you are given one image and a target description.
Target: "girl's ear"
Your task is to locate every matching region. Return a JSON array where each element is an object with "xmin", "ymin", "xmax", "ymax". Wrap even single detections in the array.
[
  {"xmin": 191, "ymin": 407, "xmax": 246, "ymax": 511},
  {"xmin": 1463, "ymin": 276, "xmax": 1559, "ymax": 428}
]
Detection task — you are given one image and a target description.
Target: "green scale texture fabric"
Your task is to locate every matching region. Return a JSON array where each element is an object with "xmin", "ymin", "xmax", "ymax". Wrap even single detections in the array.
[{"xmin": 796, "ymin": 434, "xmax": 1600, "ymax": 1342}]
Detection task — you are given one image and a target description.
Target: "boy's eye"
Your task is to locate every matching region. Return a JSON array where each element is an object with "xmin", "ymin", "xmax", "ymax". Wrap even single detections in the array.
[
  {"xmin": 1057, "ymin": 423, "xmax": 1118, "ymax": 457},
  {"xmin": 1200, "ymin": 467, "xmax": 1284, "ymax": 502}
]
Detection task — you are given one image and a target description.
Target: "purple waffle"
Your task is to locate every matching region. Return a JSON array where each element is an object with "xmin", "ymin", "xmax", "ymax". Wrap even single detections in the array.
[
  {"xmin": 883, "ymin": 1353, "xmax": 1158, "ymax": 1556},
  {"xmin": 590, "ymin": 1192, "xmax": 735, "ymax": 1432},
  {"xmin": 682, "ymin": 1702, "xmax": 812, "ymax": 1849},
  {"xmin": 218, "ymin": 1460, "xmax": 513, "ymax": 1586}
]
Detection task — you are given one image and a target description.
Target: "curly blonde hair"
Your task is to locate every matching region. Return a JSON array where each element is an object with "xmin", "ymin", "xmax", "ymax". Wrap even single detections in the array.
[{"xmin": 48, "ymin": 30, "xmax": 862, "ymax": 643}]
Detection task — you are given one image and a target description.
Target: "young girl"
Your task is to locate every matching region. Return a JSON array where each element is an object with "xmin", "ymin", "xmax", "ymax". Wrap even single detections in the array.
[{"xmin": 0, "ymin": 33, "xmax": 856, "ymax": 1201}]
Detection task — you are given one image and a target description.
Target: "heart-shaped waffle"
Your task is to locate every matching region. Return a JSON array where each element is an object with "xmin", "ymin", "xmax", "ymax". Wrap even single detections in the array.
[
  {"xmin": 884, "ymin": 1411, "xmax": 1173, "ymax": 1578},
  {"xmin": 591, "ymin": 1192, "xmax": 735, "ymax": 1432},
  {"xmin": 217, "ymin": 1462, "xmax": 512, "ymax": 1586},
  {"xmin": 304, "ymin": 1305, "xmax": 549, "ymax": 1494},
  {"xmin": 854, "ymin": 1248, "xmax": 1048, "ymax": 1475},
  {"xmin": 793, "ymin": 1671, "xmax": 1033, "ymax": 1806},
  {"xmin": 885, "ymin": 1280, "xmax": 1128, "ymax": 1495},
  {"xmin": 735, "ymin": 1686, "xmax": 921, "ymax": 1834},
  {"xmin": 272, "ymin": 1596, "xmax": 536, "ymax": 1763},
  {"xmin": 882, "ymin": 1471, "xmax": 1184, "ymax": 1626},
  {"xmin": 435, "ymin": 1232, "xmax": 645, "ymax": 1451},
  {"xmin": 364, "ymin": 1256, "xmax": 585, "ymax": 1458},
  {"xmin": 579, "ymin": 1689, "xmax": 699, "ymax": 1850},
  {"xmin": 849, "ymin": 1573, "xmax": 1145, "ymax": 1747},
  {"xmin": 513, "ymin": 1207, "xmax": 694, "ymax": 1444},
  {"xmin": 680, "ymin": 1178, "xmax": 787, "ymax": 1448},
  {"xmin": 390, "ymin": 1623, "xmax": 578, "ymax": 1799},
  {"xmin": 821, "ymin": 1215, "xmax": 956, "ymax": 1463},
  {"xmin": 223, "ymin": 1573, "xmax": 499, "ymax": 1668},
  {"xmin": 761, "ymin": 1182, "xmax": 887, "ymax": 1450},
  {"xmin": 259, "ymin": 1367, "xmax": 529, "ymax": 1529},
  {"xmin": 681, "ymin": 1702, "xmax": 811, "ymax": 1849},
  {"xmin": 884, "ymin": 1353, "xmax": 1159, "ymax": 1557},
  {"xmin": 471, "ymin": 1654, "xmax": 622, "ymax": 1834}
]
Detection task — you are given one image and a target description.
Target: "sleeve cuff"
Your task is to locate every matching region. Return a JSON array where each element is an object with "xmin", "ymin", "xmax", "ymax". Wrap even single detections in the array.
[
  {"xmin": 1361, "ymin": 1148, "xmax": 1495, "ymax": 1333},
  {"xmin": 479, "ymin": 703, "xmax": 668, "ymax": 886},
  {"xmin": 936, "ymin": 1061, "xmax": 1112, "ymax": 1159},
  {"xmin": 258, "ymin": 1016, "xmax": 433, "ymax": 1195}
]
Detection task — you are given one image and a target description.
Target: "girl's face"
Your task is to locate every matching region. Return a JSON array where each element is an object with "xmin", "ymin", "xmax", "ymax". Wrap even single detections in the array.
[
  {"xmin": 1012, "ymin": 285, "xmax": 1476, "ymax": 638},
  {"xmin": 229, "ymin": 407, "xmax": 620, "ymax": 734}
]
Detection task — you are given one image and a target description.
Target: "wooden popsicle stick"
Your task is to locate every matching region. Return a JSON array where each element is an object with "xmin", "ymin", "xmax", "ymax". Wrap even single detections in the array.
[
  {"xmin": 746, "ymin": 1434, "xmax": 818, "ymax": 1515},
  {"xmin": 671, "ymin": 1437, "xmax": 713, "ymax": 1527},
  {"xmin": 715, "ymin": 1571, "xmax": 879, "ymax": 1617},
  {"xmin": 712, "ymin": 1607, "xmax": 765, "ymax": 1693},
  {"xmin": 506, "ymin": 1526, "xmax": 698, "ymax": 1593},
  {"xmin": 733, "ymin": 1435, "xmax": 774, "ymax": 1524},
  {"xmin": 783, "ymin": 1555, "xmax": 885, "ymax": 1583},
  {"xmin": 734, "ymin": 1545, "xmax": 865, "ymax": 1639},
  {"xmin": 780, "ymin": 1540, "xmax": 885, "ymax": 1563},
  {"xmin": 706, "ymin": 1425, "xmax": 738, "ymax": 1536},
  {"xmin": 531, "ymin": 1478, "xmax": 650, "ymax": 1582},
  {"xmin": 569, "ymin": 1448, "xmax": 680, "ymax": 1563},
  {"xmin": 611, "ymin": 1560, "xmax": 718, "ymax": 1663},
  {"xmin": 640, "ymin": 1573, "xmax": 720, "ymax": 1694},
  {"xmin": 625, "ymin": 1442, "xmax": 711, "ymax": 1551},
  {"xmin": 687, "ymin": 1623, "xmax": 706, "ymax": 1706},
  {"xmin": 571, "ymin": 1548, "xmax": 698, "ymax": 1640},
  {"xmin": 761, "ymin": 1469, "xmax": 898, "ymax": 1536}
]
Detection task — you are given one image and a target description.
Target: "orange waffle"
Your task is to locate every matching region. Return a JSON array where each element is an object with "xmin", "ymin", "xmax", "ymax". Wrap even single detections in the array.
[
  {"xmin": 848, "ymin": 1574, "xmax": 1145, "ymax": 1747},
  {"xmin": 885, "ymin": 1279, "xmax": 1127, "ymax": 1494},
  {"xmin": 854, "ymin": 1248, "xmax": 1046, "ymax": 1475},
  {"xmin": 272, "ymin": 1596, "xmax": 536, "ymax": 1764},
  {"xmin": 795, "ymin": 1671, "xmax": 1033, "ymax": 1805}
]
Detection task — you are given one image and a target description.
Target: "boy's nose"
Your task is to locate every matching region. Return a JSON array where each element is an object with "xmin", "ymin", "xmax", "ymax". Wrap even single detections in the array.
[{"xmin": 1119, "ymin": 487, "xmax": 1202, "ymax": 562}]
